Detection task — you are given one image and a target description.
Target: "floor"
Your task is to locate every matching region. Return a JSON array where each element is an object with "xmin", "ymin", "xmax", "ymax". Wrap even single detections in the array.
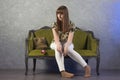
[{"xmin": 0, "ymin": 69, "xmax": 120, "ymax": 80}]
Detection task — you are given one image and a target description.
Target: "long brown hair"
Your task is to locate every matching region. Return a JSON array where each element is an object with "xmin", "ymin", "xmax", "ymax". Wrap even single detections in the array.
[{"xmin": 56, "ymin": 5, "xmax": 70, "ymax": 33}]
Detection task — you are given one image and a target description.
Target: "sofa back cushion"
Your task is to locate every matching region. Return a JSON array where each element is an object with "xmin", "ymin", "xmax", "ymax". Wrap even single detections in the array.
[
  {"xmin": 34, "ymin": 29, "xmax": 53, "ymax": 48},
  {"xmin": 33, "ymin": 37, "xmax": 49, "ymax": 49},
  {"xmin": 33, "ymin": 28, "xmax": 88, "ymax": 50},
  {"xmin": 73, "ymin": 29, "xmax": 88, "ymax": 50}
]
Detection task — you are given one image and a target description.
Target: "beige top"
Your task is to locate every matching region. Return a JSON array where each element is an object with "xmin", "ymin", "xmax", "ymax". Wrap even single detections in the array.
[{"xmin": 51, "ymin": 21, "xmax": 76, "ymax": 42}]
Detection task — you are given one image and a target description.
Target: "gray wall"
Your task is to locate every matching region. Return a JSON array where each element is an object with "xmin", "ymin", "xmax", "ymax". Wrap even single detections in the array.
[{"xmin": 0, "ymin": 0, "xmax": 120, "ymax": 70}]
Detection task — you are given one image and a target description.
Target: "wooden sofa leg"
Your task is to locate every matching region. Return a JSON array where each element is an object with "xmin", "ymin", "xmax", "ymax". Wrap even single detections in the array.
[
  {"xmin": 33, "ymin": 59, "xmax": 36, "ymax": 74},
  {"xmin": 96, "ymin": 56, "xmax": 100, "ymax": 75},
  {"xmin": 25, "ymin": 57, "xmax": 28, "ymax": 75}
]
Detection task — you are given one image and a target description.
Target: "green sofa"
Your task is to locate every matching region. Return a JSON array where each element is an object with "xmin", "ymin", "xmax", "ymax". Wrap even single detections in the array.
[{"xmin": 25, "ymin": 26, "xmax": 100, "ymax": 75}]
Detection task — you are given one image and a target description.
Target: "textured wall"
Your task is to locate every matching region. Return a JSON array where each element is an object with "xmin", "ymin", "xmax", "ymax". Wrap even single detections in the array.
[{"xmin": 0, "ymin": 0, "xmax": 120, "ymax": 70}]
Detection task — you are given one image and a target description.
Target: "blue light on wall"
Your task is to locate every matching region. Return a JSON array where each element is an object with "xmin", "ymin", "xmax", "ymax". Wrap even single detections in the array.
[{"xmin": 110, "ymin": 1, "xmax": 120, "ymax": 45}]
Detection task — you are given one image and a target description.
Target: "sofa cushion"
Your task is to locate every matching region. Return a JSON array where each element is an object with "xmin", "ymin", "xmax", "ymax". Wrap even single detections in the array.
[
  {"xmin": 75, "ymin": 50, "xmax": 97, "ymax": 57},
  {"xmin": 73, "ymin": 29, "xmax": 88, "ymax": 50},
  {"xmin": 28, "ymin": 49, "xmax": 97, "ymax": 57},
  {"xmin": 29, "ymin": 49, "xmax": 55, "ymax": 56},
  {"xmin": 34, "ymin": 29, "xmax": 53, "ymax": 45},
  {"xmin": 33, "ymin": 37, "xmax": 48, "ymax": 49}
]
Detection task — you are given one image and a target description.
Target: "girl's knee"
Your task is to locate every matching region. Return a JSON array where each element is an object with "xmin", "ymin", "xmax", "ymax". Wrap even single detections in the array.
[
  {"xmin": 68, "ymin": 44, "xmax": 74, "ymax": 51},
  {"xmin": 50, "ymin": 42, "xmax": 57, "ymax": 49}
]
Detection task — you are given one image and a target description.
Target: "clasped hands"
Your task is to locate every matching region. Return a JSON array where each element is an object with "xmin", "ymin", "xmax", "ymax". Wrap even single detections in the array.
[{"xmin": 56, "ymin": 42, "xmax": 71, "ymax": 56}]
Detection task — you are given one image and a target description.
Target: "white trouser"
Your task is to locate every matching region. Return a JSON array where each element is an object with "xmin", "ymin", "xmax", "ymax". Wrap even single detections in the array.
[{"xmin": 50, "ymin": 42, "xmax": 87, "ymax": 72}]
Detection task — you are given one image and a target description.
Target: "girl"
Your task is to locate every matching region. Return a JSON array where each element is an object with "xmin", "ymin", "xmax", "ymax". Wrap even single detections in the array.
[{"xmin": 50, "ymin": 5, "xmax": 91, "ymax": 78}]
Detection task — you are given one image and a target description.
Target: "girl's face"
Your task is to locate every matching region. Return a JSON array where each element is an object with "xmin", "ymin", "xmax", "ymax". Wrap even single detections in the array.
[{"xmin": 57, "ymin": 13, "xmax": 64, "ymax": 21}]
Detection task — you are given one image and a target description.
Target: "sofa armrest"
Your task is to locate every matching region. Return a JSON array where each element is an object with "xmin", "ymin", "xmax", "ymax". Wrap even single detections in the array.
[
  {"xmin": 27, "ymin": 39, "xmax": 34, "ymax": 52},
  {"xmin": 26, "ymin": 30, "xmax": 35, "ymax": 54},
  {"xmin": 91, "ymin": 39, "xmax": 98, "ymax": 52}
]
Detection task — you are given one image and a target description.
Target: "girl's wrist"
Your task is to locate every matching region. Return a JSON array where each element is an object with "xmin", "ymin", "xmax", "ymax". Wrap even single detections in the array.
[
  {"xmin": 56, "ymin": 41, "xmax": 61, "ymax": 45},
  {"xmin": 66, "ymin": 42, "xmax": 71, "ymax": 45}
]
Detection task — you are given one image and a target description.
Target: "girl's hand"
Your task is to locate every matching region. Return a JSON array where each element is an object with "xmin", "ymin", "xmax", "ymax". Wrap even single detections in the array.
[
  {"xmin": 63, "ymin": 42, "xmax": 71, "ymax": 56},
  {"xmin": 56, "ymin": 42, "xmax": 62, "ymax": 53}
]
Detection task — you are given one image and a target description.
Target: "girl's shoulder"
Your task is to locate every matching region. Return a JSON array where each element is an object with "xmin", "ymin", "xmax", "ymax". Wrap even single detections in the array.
[
  {"xmin": 70, "ymin": 20, "xmax": 74, "ymax": 24},
  {"xmin": 69, "ymin": 21, "xmax": 76, "ymax": 32},
  {"xmin": 51, "ymin": 22, "xmax": 57, "ymax": 29},
  {"xmin": 70, "ymin": 21, "xmax": 75, "ymax": 28}
]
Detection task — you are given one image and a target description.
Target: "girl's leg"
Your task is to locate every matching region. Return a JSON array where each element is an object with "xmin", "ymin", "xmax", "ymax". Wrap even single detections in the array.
[
  {"xmin": 67, "ymin": 44, "xmax": 91, "ymax": 77},
  {"xmin": 55, "ymin": 49, "xmax": 65, "ymax": 71},
  {"xmin": 50, "ymin": 42, "xmax": 74, "ymax": 78},
  {"xmin": 50, "ymin": 42, "xmax": 65, "ymax": 71}
]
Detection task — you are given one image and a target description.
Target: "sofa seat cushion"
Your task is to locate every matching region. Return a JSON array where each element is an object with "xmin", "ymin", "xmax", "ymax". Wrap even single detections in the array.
[
  {"xmin": 75, "ymin": 50, "xmax": 97, "ymax": 57},
  {"xmin": 29, "ymin": 49, "xmax": 97, "ymax": 57},
  {"xmin": 29, "ymin": 49, "xmax": 55, "ymax": 57}
]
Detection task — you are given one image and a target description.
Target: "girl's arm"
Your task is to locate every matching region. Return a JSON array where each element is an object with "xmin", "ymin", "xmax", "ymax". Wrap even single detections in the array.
[
  {"xmin": 52, "ymin": 28, "xmax": 62, "ymax": 53},
  {"xmin": 64, "ymin": 31, "xmax": 74, "ymax": 56},
  {"xmin": 52, "ymin": 28, "xmax": 60, "ymax": 44},
  {"xmin": 67, "ymin": 31, "xmax": 74, "ymax": 44},
  {"xmin": 66, "ymin": 21, "xmax": 75, "ymax": 44}
]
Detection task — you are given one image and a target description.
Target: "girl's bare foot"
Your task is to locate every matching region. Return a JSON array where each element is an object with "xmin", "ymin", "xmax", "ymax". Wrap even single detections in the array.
[
  {"xmin": 84, "ymin": 65, "xmax": 91, "ymax": 78},
  {"xmin": 61, "ymin": 71, "xmax": 74, "ymax": 78}
]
